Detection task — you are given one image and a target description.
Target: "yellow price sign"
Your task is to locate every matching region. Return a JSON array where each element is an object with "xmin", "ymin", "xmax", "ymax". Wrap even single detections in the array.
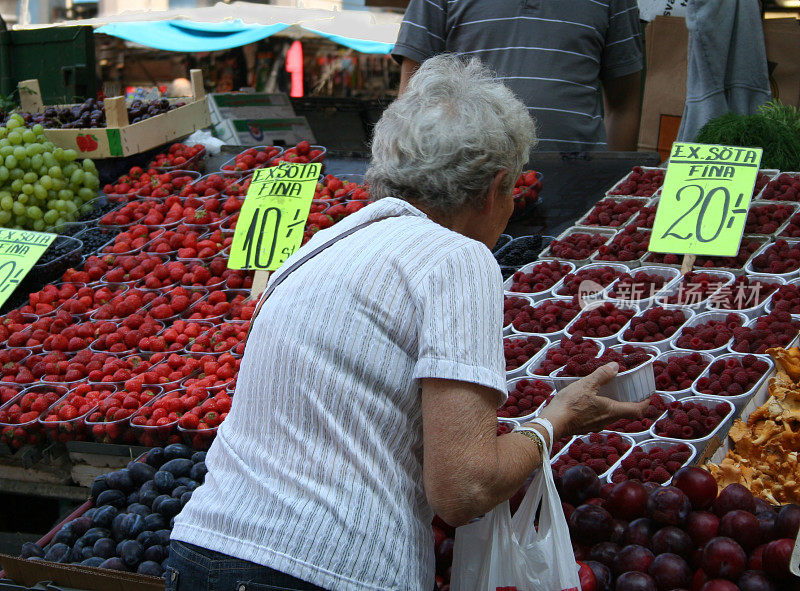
[
  {"xmin": 649, "ymin": 142, "xmax": 763, "ymax": 257},
  {"xmin": 0, "ymin": 229, "xmax": 56, "ymax": 307},
  {"xmin": 227, "ymin": 162, "xmax": 322, "ymax": 270}
]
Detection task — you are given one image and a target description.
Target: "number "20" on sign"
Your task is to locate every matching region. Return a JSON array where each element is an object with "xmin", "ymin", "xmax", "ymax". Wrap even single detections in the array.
[{"xmin": 660, "ymin": 185, "xmax": 748, "ymax": 243}]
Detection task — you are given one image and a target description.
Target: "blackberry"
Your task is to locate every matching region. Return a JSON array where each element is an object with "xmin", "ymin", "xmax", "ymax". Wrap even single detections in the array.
[
  {"xmin": 35, "ymin": 236, "xmax": 81, "ymax": 267},
  {"xmin": 492, "ymin": 234, "xmax": 512, "ymax": 253},
  {"xmin": 78, "ymin": 199, "xmax": 119, "ymax": 222},
  {"xmin": 76, "ymin": 227, "xmax": 121, "ymax": 257},
  {"xmin": 494, "ymin": 235, "xmax": 545, "ymax": 267}
]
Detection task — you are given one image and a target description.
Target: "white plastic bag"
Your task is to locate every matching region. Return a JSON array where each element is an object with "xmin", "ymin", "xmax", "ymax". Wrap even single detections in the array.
[{"xmin": 451, "ymin": 432, "xmax": 581, "ymax": 591}]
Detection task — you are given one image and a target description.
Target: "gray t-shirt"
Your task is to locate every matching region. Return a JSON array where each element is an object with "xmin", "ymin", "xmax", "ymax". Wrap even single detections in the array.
[{"xmin": 393, "ymin": 0, "xmax": 643, "ymax": 152}]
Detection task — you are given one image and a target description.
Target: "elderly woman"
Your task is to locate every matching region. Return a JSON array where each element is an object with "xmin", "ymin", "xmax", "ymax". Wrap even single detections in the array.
[{"xmin": 167, "ymin": 55, "xmax": 647, "ymax": 591}]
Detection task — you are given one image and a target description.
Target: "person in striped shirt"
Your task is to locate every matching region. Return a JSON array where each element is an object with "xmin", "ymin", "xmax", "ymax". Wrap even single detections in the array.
[
  {"xmin": 393, "ymin": 0, "xmax": 644, "ymax": 152},
  {"xmin": 167, "ymin": 55, "xmax": 647, "ymax": 591}
]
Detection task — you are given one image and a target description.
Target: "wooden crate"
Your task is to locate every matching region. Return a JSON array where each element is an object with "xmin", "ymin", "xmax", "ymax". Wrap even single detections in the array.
[{"xmin": 18, "ymin": 69, "xmax": 212, "ymax": 159}]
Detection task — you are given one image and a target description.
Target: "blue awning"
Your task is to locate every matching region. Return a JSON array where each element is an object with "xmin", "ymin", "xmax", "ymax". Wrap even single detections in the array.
[{"xmin": 96, "ymin": 20, "xmax": 292, "ymax": 52}]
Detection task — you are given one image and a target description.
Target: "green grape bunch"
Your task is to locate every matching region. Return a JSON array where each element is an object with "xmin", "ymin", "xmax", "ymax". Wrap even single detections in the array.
[{"xmin": 0, "ymin": 113, "xmax": 99, "ymax": 232}]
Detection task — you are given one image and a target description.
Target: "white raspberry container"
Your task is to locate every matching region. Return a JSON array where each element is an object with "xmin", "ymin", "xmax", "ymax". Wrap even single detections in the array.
[
  {"xmin": 549, "ymin": 343, "xmax": 659, "ymax": 403},
  {"xmin": 649, "ymin": 395, "xmax": 735, "ymax": 454},
  {"xmin": 548, "ymin": 262, "xmax": 630, "ymax": 299},
  {"xmin": 654, "ymin": 270, "xmax": 736, "ymax": 313},
  {"xmin": 725, "ymin": 314, "xmax": 800, "ymax": 358},
  {"xmin": 690, "ymin": 352, "xmax": 774, "ymax": 412},
  {"xmin": 706, "ymin": 274, "xmax": 786, "ymax": 320},
  {"xmin": 764, "ymin": 277, "xmax": 800, "ymax": 320},
  {"xmin": 602, "ymin": 265, "xmax": 682, "ymax": 311},
  {"xmin": 574, "ymin": 196, "xmax": 650, "ymax": 229},
  {"xmin": 502, "ymin": 375, "xmax": 556, "ymax": 423},
  {"xmin": 744, "ymin": 238, "xmax": 800, "ymax": 280},
  {"xmin": 605, "ymin": 438, "xmax": 697, "ymax": 484},
  {"xmin": 668, "ymin": 310, "xmax": 748, "ymax": 356},
  {"xmin": 652, "ymin": 350, "xmax": 715, "ymax": 399},
  {"xmin": 537, "ymin": 226, "xmax": 618, "ymax": 268},
  {"xmin": 551, "ymin": 432, "xmax": 637, "ymax": 480},
  {"xmin": 617, "ymin": 306, "xmax": 695, "ymax": 353},
  {"xmin": 503, "ymin": 294, "xmax": 535, "ymax": 337},
  {"xmin": 504, "ymin": 260, "xmax": 577, "ymax": 301},
  {"xmin": 563, "ymin": 301, "xmax": 641, "ymax": 349},
  {"xmin": 604, "ymin": 393, "xmax": 675, "ymax": 443},
  {"xmin": 504, "ymin": 334, "xmax": 551, "ymax": 379},
  {"xmin": 524, "ymin": 339, "xmax": 606, "ymax": 379},
  {"xmin": 752, "ymin": 169, "xmax": 780, "ymax": 200},
  {"xmin": 511, "ymin": 296, "xmax": 582, "ymax": 341}
]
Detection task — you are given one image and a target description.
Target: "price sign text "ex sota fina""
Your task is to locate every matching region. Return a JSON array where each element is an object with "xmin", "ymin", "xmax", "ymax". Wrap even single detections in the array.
[
  {"xmin": 228, "ymin": 162, "xmax": 322, "ymax": 271},
  {"xmin": 0, "ymin": 229, "xmax": 56, "ymax": 307},
  {"xmin": 649, "ymin": 142, "xmax": 763, "ymax": 258}
]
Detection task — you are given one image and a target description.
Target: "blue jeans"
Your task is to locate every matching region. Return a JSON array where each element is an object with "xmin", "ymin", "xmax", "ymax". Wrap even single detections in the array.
[{"xmin": 166, "ymin": 540, "xmax": 328, "ymax": 591}]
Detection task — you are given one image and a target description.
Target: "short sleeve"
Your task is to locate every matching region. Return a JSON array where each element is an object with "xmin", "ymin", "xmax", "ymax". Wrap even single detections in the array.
[
  {"xmin": 412, "ymin": 242, "xmax": 507, "ymax": 404},
  {"xmin": 391, "ymin": 0, "xmax": 448, "ymax": 66},
  {"xmin": 601, "ymin": 0, "xmax": 644, "ymax": 80}
]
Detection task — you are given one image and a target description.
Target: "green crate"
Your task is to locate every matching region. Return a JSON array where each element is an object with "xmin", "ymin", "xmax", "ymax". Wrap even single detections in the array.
[{"xmin": 0, "ymin": 25, "xmax": 96, "ymax": 105}]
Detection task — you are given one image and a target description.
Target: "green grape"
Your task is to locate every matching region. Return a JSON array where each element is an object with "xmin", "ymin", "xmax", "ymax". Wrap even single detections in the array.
[
  {"xmin": 63, "ymin": 199, "xmax": 77, "ymax": 214},
  {"xmin": 4, "ymin": 155, "xmax": 16, "ymax": 169},
  {"xmin": 10, "ymin": 179, "xmax": 22, "ymax": 193},
  {"xmin": 82, "ymin": 158, "xmax": 97, "ymax": 172},
  {"xmin": 0, "ymin": 146, "xmax": 13, "ymax": 158},
  {"xmin": 78, "ymin": 187, "xmax": 94, "ymax": 201},
  {"xmin": 5, "ymin": 118, "xmax": 20, "ymax": 131},
  {"xmin": 33, "ymin": 184, "xmax": 46, "ymax": 200},
  {"xmin": 21, "ymin": 130, "xmax": 35, "ymax": 144},
  {"xmin": 26, "ymin": 205, "xmax": 42, "ymax": 220},
  {"xmin": 22, "ymin": 171, "xmax": 37, "ymax": 184},
  {"xmin": 31, "ymin": 124, "xmax": 43, "ymax": 135},
  {"xmin": 0, "ymin": 128, "xmax": 7, "ymax": 141},
  {"xmin": 0, "ymin": 194, "xmax": 12, "ymax": 211},
  {"xmin": 51, "ymin": 178, "xmax": 64, "ymax": 191},
  {"xmin": 25, "ymin": 143, "xmax": 42, "ymax": 157},
  {"xmin": 11, "ymin": 201, "xmax": 24, "ymax": 215},
  {"xmin": 30, "ymin": 154, "xmax": 43, "ymax": 170},
  {"xmin": 63, "ymin": 164, "xmax": 77, "ymax": 178},
  {"xmin": 58, "ymin": 189, "xmax": 73, "ymax": 201},
  {"xmin": 53, "ymin": 147, "xmax": 65, "ymax": 161},
  {"xmin": 18, "ymin": 158, "xmax": 29, "ymax": 170},
  {"xmin": 12, "ymin": 146, "xmax": 26, "ymax": 162},
  {"xmin": 16, "ymin": 193, "xmax": 28, "ymax": 204},
  {"xmin": 63, "ymin": 149, "xmax": 78, "ymax": 162},
  {"xmin": 32, "ymin": 219, "xmax": 45, "ymax": 231},
  {"xmin": 48, "ymin": 166, "xmax": 63, "ymax": 179},
  {"xmin": 7, "ymin": 131, "xmax": 22, "ymax": 145},
  {"xmin": 0, "ymin": 167, "xmax": 9, "ymax": 182},
  {"xmin": 43, "ymin": 209, "xmax": 58, "ymax": 224},
  {"xmin": 84, "ymin": 174, "xmax": 99, "ymax": 190},
  {"xmin": 43, "ymin": 152, "xmax": 56, "ymax": 168},
  {"xmin": 21, "ymin": 184, "xmax": 33, "ymax": 196},
  {"xmin": 9, "ymin": 168, "xmax": 23, "ymax": 181},
  {"xmin": 0, "ymin": 210, "xmax": 11, "ymax": 225},
  {"xmin": 39, "ymin": 175, "xmax": 52, "ymax": 190},
  {"xmin": 38, "ymin": 166, "xmax": 48, "ymax": 177},
  {"xmin": 70, "ymin": 169, "xmax": 84, "ymax": 185}
]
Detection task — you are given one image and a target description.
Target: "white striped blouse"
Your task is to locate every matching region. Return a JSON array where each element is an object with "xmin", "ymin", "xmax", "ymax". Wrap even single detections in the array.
[{"xmin": 171, "ymin": 197, "xmax": 506, "ymax": 590}]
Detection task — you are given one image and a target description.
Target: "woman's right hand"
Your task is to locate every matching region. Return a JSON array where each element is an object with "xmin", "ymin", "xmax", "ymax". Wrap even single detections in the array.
[{"xmin": 536, "ymin": 362, "xmax": 650, "ymax": 443}]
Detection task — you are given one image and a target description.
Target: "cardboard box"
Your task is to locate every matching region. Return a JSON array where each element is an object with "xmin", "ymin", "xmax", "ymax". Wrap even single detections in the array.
[
  {"xmin": 208, "ymin": 92, "xmax": 295, "ymax": 125},
  {"xmin": 0, "ymin": 554, "xmax": 164, "ymax": 591},
  {"xmin": 18, "ymin": 70, "xmax": 212, "ymax": 159},
  {"xmin": 214, "ymin": 117, "xmax": 316, "ymax": 146}
]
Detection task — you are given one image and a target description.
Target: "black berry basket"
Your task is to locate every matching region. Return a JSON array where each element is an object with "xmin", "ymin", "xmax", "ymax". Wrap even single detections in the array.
[
  {"xmin": 33, "ymin": 236, "xmax": 83, "ymax": 280},
  {"xmin": 494, "ymin": 235, "xmax": 554, "ymax": 269},
  {"xmin": 74, "ymin": 225, "xmax": 122, "ymax": 260},
  {"xmin": 77, "ymin": 194, "xmax": 122, "ymax": 224}
]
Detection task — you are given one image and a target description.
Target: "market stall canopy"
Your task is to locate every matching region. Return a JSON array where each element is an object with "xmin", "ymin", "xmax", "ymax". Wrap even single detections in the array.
[{"xmin": 13, "ymin": 2, "xmax": 401, "ymax": 54}]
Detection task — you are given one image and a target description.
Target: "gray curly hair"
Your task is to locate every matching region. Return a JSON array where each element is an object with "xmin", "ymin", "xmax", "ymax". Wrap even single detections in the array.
[{"xmin": 366, "ymin": 54, "xmax": 536, "ymax": 213}]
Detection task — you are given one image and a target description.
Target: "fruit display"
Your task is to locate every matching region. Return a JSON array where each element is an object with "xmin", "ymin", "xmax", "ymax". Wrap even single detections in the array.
[
  {"xmin": 653, "ymin": 352, "xmax": 711, "ymax": 393},
  {"xmin": 608, "ymin": 442, "xmax": 694, "ymax": 483},
  {"xmin": 694, "ymin": 356, "xmax": 771, "ymax": 397},
  {"xmin": 707, "ymin": 276, "xmax": 780, "ymax": 312},
  {"xmin": 508, "ymin": 261, "xmax": 573, "ymax": 293},
  {"xmin": 581, "ymin": 198, "xmax": 647, "ymax": 227},
  {"xmin": 498, "ymin": 378, "xmax": 553, "ymax": 419},
  {"xmin": 608, "ymin": 166, "xmax": 665, "ymax": 197},
  {"xmin": 645, "ymin": 238, "xmax": 766, "ymax": 271},
  {"xmin": 662, "ymin": 272, "xmax": 732, "ymax": 307},
  {"xmin": 567, "ymin": 302, "xmax": 637, "ymax": 339},
  {"xmin": 0, "ymin": 114, "xmax": 100, "ymax": 231},
  {"xmin": 760, "ymin": 173, "xmax": 800, "ymax": 201},
  {"xmin": 552, "ymin": 432, "xmax": 632, "ymax": 477},
  {"xmin": 220, "ymin": 145, "xmax": 283, "ymax": 174},
  {"xmin": 19, "ymin": 444, "xmax": 205, "ymax": 576},
  {"xmin": 555, "ymin": 265, "xmax": 626, "ymax": 297},
  {"xmin": 530, "ymin": 336, "xmax": 602, "ymax": 376},
  {"xmin": 608, "ymin": 271, "xmax": 672, "ymax": 302},
  {"xmin": 548, "ymin": 231, "xmax": 611, "ymax": 260},
  {"xmin": 606, "ymin": 394, "xmax": 671, "ymax": 434},
  {"xmin": 730, "ymin": 310, "xmax": 800, "ymax": 354},
  {"xmin": 495, "ymin": 235, "xmax": 548, "ymax": 267},
  {"xmin": 504, "ymin": 335, "xmax": 548, "ymax": 371},
  {"xmin": 17, "ymin": 97, "xmax": 184, "ymax": 129},
  {"xmin": 622, "ymin": 307, "xmax": 689, "ymax": 344},
  {"xmin": 750, "ymin": 239, "xmax": 800, "ymax": 274},
  {"xmin": 512, "ymin": 170, "xmax": 542, "ymax": 214},
  {"xmin": 595, "ymin": 227, "xmax": 651, "ymax": 262},
  {"xmin": 653, "ymin": 399, "xmax": 732, "ymax": 440},
  {"xmin": 628, "ymin": 204, "xmax": 658, "ymax": 230},
  {"xmin": 769, "ymin": 283, "xmax": 800, "ymax": 313},
  {"xmin": 555, "ymin": 344, "xmax": 653, "ymax": 377},
  {"xmin": 511, "ymin": 296, "xmax": 582, "ymax": 334},
  {"xmin": 673, "ymin": 314, "xmax": 745, "ymax": 351},
  {"xmin": 744, "ymin": 203, "xmax": 795, "ymax": 234},
  {"xmin": 148, "ymin": 144, "xmax": 205, "ymax": 171}
]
